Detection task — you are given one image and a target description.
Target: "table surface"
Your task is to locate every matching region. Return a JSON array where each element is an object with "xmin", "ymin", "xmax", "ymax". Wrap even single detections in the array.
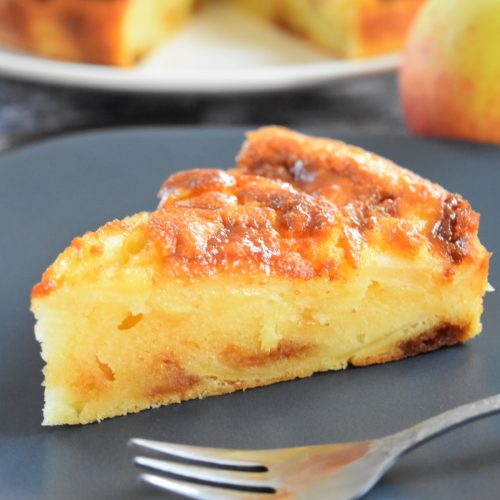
[{"xmin": 0, "ymin": 72, "xmax": 405, "ymax": 152}]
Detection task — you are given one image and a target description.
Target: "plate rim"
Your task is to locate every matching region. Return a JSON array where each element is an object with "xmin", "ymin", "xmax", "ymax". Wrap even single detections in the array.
[{"xmin": 0, "ymin": 47, "xmax": 400, "ymax": 95}]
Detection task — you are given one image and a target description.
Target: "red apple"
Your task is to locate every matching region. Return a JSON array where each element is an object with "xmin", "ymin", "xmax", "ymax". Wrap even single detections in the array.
[{"xmin": 400, "ymin": 0, "xmax": 500, "ymax": 144}]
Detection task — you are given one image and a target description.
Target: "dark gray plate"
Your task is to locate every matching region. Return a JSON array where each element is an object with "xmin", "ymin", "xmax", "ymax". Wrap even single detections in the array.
[{"xmin": 1, "ymin": 128, "xmax": 499, "ymax": 500}]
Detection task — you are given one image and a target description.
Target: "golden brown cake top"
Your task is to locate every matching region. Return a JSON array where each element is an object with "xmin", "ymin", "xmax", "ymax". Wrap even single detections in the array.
[
  {"xmin": 32, "ymin": 127, "xmax": 486, "ymax": 299},
  {"xmin": 153, "ymin": 126, "xmax": 481, "ymax": 278},
  {"xmin": 238, "ymin": 127, "xmax": 481, "ymax": 262}
]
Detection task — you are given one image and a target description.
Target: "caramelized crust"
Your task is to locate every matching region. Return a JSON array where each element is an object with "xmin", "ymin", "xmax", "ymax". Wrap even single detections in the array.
[
  {"xmin": 156, "ymin": 169, "xmax": 344, "ymax": 279},
  {"xmin": 33, "ymin": 127, "xmax": 488, "ymax": 299},
  {"xmin": 236, "ymin": 127, "xmax": 483, "ymax": 270},
  {"xmin": 150, "ymin": 126, "xmax": 483, "ymax": 280}
]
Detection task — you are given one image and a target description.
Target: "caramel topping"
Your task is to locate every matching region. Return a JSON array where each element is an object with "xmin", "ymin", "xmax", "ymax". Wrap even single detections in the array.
[
  {"xmin": 151, "ymin": 127, "xmax": 481, "ymax": 280},
  {"xmin": 32, "ymin": 127, "xmax": 485, "ymax": 298},
  {"xmin": 237, "ymin": 127, "xmax": 480, "ymax": 267}
]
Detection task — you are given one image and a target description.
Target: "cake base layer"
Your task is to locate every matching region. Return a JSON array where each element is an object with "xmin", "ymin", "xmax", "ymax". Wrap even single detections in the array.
[{"xmin": 32, "ymin": 214, "xmax": 485, "ymax": 425}]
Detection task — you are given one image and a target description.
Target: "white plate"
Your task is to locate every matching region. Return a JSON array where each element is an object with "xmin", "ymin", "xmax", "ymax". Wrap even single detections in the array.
[{"xmin": 0, "ymin": 3, "xmax": 400, "ymax": 94}]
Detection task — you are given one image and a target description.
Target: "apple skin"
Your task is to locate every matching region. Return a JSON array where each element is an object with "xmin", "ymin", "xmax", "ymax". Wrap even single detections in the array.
[{"xmin": 400, "ymin": 0, "xmax": 500, "ymax": 144}]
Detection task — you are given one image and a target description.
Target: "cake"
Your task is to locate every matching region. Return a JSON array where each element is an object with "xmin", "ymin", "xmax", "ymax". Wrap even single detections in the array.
[
  {"xmin": 0, "ymin": 0, "xmax": 424, "ymax": 66},
  {"xmin": 31, "ymin": 127, "xmax": 490, "ymax": 425},
  {"xmin": 0, "ymin": 0, "xmax": 195, "ymax": 66}
]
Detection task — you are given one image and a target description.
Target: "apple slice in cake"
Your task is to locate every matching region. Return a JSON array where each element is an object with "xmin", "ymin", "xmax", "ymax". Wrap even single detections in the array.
[{"xmin": 31, "ymin": 127, "xmax": 490, "ymax": 425}]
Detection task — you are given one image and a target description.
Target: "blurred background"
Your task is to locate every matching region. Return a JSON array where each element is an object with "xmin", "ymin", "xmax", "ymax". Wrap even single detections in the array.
[
  {"xmin": 0, "ymin": 0, "xmax": 497, "ymax": 151},
  {"xmin": 0, "ymin": 0, "xmax": 423, "ymax": 152}
]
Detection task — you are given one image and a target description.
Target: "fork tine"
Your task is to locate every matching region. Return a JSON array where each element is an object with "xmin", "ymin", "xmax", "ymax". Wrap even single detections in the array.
[
  {"xmin": 129, "ymin": 438, "xmax": 266, "ymax": 468},
  {"xmin": 140, "ymin": 473, "xmax": 274, "ymax": 500},
  {"xmin": 135, "ymin": 456, "xmax": 275, "ymax": 489}
]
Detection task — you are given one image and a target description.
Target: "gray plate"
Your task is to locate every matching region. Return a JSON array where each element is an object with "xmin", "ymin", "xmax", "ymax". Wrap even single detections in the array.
[{"xmin": 1, "ymin": 128, "xmax": 499, "ymax": 500}]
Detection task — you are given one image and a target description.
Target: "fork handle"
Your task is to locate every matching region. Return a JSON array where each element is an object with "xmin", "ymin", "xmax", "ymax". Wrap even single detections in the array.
[{"xmin": 389, "ymin": 393, "xmax": 500, "ymax": 455}]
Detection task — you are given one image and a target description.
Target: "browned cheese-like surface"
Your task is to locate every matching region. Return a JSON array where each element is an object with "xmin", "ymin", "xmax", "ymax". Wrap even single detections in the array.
[
  {"xmin": 32, "ymin": 126, "xmax": 488, "ymax": 298},
  {"xmin": 152, "ymin": 126, "xmax": 483, "ymax": 280}
]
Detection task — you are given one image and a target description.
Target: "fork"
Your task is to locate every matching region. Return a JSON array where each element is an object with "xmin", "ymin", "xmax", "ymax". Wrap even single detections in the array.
[{"xmin": 130, "ymin": 393, "xmax": 500, "ymax": 499}]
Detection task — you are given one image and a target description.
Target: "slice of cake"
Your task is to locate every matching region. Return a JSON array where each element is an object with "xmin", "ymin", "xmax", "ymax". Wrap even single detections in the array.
[{"xmin": 31, "ymin": 127, "xmax": 490, "ymax": 425}]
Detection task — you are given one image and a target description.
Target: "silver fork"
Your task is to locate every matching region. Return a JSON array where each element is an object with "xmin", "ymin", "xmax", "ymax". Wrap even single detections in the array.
[{"xmin": 129, "ymin": 393, "xmax": 500, "ymax": 499}]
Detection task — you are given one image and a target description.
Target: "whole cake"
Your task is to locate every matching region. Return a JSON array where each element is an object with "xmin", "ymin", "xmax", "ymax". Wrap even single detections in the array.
[
  {"xmin": 0, "ymin": 0, "xmax": 424, "ymax": 66},
  {"xmin": 31, "ymin": 127, "xmax": 490, "ymax": 425}
]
